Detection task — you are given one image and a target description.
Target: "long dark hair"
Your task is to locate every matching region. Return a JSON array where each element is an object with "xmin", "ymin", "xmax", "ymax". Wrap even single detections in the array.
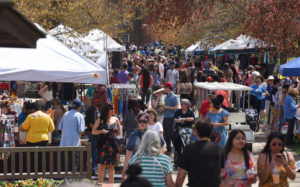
[
  {"xmin": 225, "ymin": 130, "xmax": 250, "ymax": 171},
  {"xmin": 142, "ymin": 67, "xmax": 151, "ymax": 92},
  {"xmin": 100, "ymin": 103, "xmax": 113, "ymax": 124},
  {"xmin": 127, "ymin": 98, "xmax": 140, "ymax": 115},
  {"xmin": 211, "ymin": 98, "xmax": 221, "ymax": 110},
  {"xmin": 153, "ymin": 64, "xmax": 160, "ymax": 75},
  {"xmin": 261, "ymin": 132, "xmax": 285, "ymax": 163},
  {"xmin": 180, "ymin": 73, "xmax": 189, "ymax": 83}
]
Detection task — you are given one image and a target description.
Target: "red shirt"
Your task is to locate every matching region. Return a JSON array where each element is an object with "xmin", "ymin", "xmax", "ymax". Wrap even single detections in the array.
[
  {"xmin": 110, "ymin": 77, "xmax": 120, "ymax": 84},
  {"xmin": 199, "ymin": 99, "xmax": 210, "ymax": 117},
  {"xmin": 215, "ymin": 90, "xmax": 231, "ymax": 108}
]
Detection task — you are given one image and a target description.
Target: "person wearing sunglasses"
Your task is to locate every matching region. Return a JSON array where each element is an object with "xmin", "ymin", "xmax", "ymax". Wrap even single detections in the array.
[
  {"xmin": 92, "ymin": 103, "xmax": 121, "ymax": 185},
  {"xmin": 250, "ymin": 76, "xmax": 268, "ymax": 118},
  {"xmin": 257, "ymin": 132, "xmax": 296, "ymax": 186},
  {"xmin": 122, "ymin": 112, "xmax": 165, "ymax": 180}
]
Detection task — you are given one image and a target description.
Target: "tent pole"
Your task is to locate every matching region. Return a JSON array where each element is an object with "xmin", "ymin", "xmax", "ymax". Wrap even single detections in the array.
[{"xmin": 104, "ymin": 34, "xmax": 109, "ymax": 86}]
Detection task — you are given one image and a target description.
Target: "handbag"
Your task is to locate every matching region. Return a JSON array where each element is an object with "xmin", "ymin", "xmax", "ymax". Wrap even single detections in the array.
[
  {"xmin": 178, "ymin": 127, "xmax": 193, "ymax": 147},
  {"xmin": 210, "ymin": 131, "xmax": 221, "ymax": 143}
]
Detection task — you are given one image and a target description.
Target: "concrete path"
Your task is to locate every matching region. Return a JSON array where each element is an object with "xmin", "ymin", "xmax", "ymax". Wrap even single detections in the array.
[{"xmin": 104, "ymin": 131, "xmax": 300, "ymax": 187}]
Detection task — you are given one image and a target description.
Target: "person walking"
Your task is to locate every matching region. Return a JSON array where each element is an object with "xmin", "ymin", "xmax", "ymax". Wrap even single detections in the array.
[
  {"xmin": 173, "ymin": 99, "xmax": 195, "ymax": 167},
  {"xmin": 118, "ymin": 64, "xmax": 129, "ymax": 84},
  {"xmin": 283, "ymin": 88, "xmax": 300, "ymax": 145},
  {"xmin": 177, "ymin": 74, "xmax": 193, "ymax": 102},
  {"xmin": 129, "ymin": 130, "xmax": 175, "ymax": 187},
  {"xmin": 58, "ymin": 99, "xmax": 85, "ymax": 172},
  {"xmin": 138, "ymin": 67, "xmax": 153, "ymax": 108},
  {"xmin": 223, "ymin": 130, "xmax": 257, "ymax": 186},
  {"xmin": 166, "ymin": 62, "xmax": 179, "ymax": 92},
  {"xmin": 59, "ymin": 99, "xmax": 85, "ymax": 147},
  {"xmin": 122, "ymin": 98, "xmax": 141, "ymax": 141},
  {"xmin": 162, "ymin": 82, "xmax": 179, "ymax": 155},
  {"xmin": 122, "ymin": 112, "xmax": 165, "ymax": 180},
  {"xmin": 257, "ymin": 132, "xmax": 296, "ymax": 186},
  {"xmin": 175, "ymin": 119, "xmax": 225, "ymax": 187},
  {"xmin": 146, "ymin": 109, "xmax": 163, "ymax": 135},
  {"xmin": 206, "ymin": 98, "xmax": 230, "ymax": 147},
  {"xmin": 151, "ymin": 87, "xmax": 164, "ymax": 124},
  {"xmin": 92, "ymin": 103, "xmax": 121, "ymax": 184}
]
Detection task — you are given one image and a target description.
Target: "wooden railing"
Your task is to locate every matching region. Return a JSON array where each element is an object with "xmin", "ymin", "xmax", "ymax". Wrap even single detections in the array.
[{"xmin": 0, "ymin": 143, "xmax": 91, "ymax": 180}]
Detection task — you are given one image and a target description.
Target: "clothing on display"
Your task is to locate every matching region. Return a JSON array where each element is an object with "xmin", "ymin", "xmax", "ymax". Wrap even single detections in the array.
[
  {"xmin": 0, "ymin": 118, "xmax": 17, "ymax": 159},
  {"xmin": 111, "ymin": 84, "xmax": 138, "ymax": 116},
  {"xmin": 93, "ymin": 85, "xmax": 108, "ymax": 110}
]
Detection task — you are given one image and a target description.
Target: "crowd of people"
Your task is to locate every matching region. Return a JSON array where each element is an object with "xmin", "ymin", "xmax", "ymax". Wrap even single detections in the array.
[{"xmin": 1, "ymin": 45, "xmax": 299, "ymax": 186}]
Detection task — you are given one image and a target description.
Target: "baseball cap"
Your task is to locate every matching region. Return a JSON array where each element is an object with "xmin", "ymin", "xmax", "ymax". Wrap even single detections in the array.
[
  {"xmin": 72, "ymin": 99, "xmax": 84, "ymax": 108},
  {"xmin": 268, "ymin": 75, "xmax": 274, "ymax": 80},
  {"xmin": 207, "ymin": 91, "xmax": 215, "ymax": 96},
  {"xmin": 207, "ymin": 76, "xmax": 213, "ymax": 82},
  {"xmin": 162, "ymin": 82, "xmax": 173, "ymax": 89}
]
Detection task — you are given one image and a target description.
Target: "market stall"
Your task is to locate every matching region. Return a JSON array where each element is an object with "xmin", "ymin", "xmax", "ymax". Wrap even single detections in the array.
[
  {"xmin": 210, "ymin": 35, "xmax": 275, "ymax": 75},
  {"xmin": 0, "ymin": 35, "xmax": 107, "ymax": 84},
  {"xmin": 279, "ymin": 57, "xmax": 300, "ymax": 76},
  {"xmin": 49, "ymin": 25, "xmax": 126, "ymax": 62}
]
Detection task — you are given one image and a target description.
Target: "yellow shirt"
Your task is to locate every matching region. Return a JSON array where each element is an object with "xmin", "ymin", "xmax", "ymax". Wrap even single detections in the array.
[{"xmin": 21, "ymin": 111, "xmax": 55, "ymax": 143}]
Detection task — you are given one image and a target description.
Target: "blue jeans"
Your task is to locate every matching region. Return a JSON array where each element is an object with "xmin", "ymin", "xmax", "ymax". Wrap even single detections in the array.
[{"xmin": 87, "ymin": 132, "xmax": 97, "ymax": 171}]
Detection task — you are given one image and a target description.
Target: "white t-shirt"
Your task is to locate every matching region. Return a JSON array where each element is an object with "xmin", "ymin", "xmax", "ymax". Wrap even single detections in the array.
[
  {"xmin": 158, "ymin": 63, "xmax": 164, "ymax": 77},
  {"xmin": 147, "ymin": 122, "xmax": 163, "ymax": 134}
]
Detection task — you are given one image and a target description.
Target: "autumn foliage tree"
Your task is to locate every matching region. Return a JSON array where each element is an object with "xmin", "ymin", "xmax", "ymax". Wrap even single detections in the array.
[
  {"xmin": 13, "ymin": 0, "xmax": 135, "ymax": 38},
  {"xmin": 123, "ymin": 0, "xmax": 300, "ymax": 58},
  {"xmin": 242, "ymin": 0, "xmax": 300, "ymax": 60}
]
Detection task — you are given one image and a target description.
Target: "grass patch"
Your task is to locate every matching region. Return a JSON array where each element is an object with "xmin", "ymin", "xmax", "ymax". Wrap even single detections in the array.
[{"xmin": 287, "ymin": 142, "xmax": 300, "ymax": 155}]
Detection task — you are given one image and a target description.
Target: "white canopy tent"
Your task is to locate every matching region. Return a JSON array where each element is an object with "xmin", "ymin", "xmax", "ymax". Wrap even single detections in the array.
[
  {"xmin": 49, "ymin": 25, "xmax": 125, "ymax": 62},
  {"xmin": 194, "ymin": 81, "xmax": 252, "ymax": 91},
  {"xmin": 212, "ymin": 35, "xmax": 266, "ymax": 52},
  {"xmin": 185, "ymin": 42, "xmax": 201, "ymax": 55},
  {"xmin": 0, "ymin": 35, "xmax": 107, "ymax": 84}
]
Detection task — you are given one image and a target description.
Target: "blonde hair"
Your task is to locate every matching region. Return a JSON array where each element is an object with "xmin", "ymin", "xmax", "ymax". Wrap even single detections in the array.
[{"xmin": 288, "ymin": 88, "xmax": 299, "ymax": 98}]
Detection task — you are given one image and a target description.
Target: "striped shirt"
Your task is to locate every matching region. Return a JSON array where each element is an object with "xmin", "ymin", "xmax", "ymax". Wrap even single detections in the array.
[{"xmin": 129, "ymin": 154, "xmax": 173, "ymax": 187}]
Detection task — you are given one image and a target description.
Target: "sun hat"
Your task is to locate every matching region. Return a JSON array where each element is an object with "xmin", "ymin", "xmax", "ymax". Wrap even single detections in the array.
[{"xmin": 153, "ymin": 88, "xmax": 164, "ymax": 95}]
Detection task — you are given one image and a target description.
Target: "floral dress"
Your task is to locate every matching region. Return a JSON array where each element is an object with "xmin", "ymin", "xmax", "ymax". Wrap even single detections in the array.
[
  {"xmin": 224, "ymin": 154, "xmax": 255, "ymax": 187},
  {"xmin": 96, "ymin": 122, "xmax": 118, "ymax": 165},
  {"xmin": 258, "ymin": 153, "xmax": 296, "ymax": 187}
]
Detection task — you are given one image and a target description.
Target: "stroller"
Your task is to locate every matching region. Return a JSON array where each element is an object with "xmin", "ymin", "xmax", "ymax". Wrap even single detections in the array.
[
  {"xmin": 245, "ymin": 108, "xmax": 259, "ymax": 132},
  {"xmin": 243, "ymin": 94, "xmax": 260, "ymax": 132}
]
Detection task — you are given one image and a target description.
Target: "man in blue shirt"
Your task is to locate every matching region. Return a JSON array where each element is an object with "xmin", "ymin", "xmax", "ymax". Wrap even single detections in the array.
[
  {"xmin": 59, "ymin": 99, "xmax": 85, "ymax": 171},
  {"xmin": 162, "ymin": 82, "xmax": 179, "ymax": 154},
  {"xmin": 59, "ymin": 99, "xmax": 85, "ymax": 146},
  {"xmin": 284, "ymin": 88, "xmax": 300, "ymax": 145}
]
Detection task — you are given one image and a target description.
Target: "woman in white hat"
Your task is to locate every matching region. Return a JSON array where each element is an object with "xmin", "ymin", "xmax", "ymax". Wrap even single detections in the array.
[{"xmin": 151, "ymin": 86, "xmax": 165, "ymax": 124}]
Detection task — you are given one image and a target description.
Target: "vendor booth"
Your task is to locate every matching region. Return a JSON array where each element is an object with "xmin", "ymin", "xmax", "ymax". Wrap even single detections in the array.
[
  {"xmin": 50, "ymin": 25, "xmax": 126, "ymax": 62},
  {"xmin": 211, "ymin": 35, "xmax": 275, "ymax": 76},
  {"xmin": 279, "ymin": 57, "xmax": 300, "ymax": 76},
  {"xmin": 0, "ymin": 35, "xmax": 107, "ymax": 84}
]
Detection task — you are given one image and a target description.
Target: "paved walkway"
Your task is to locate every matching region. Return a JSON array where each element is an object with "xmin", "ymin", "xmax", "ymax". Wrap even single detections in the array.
[{"xmin": 105, "ymin": 132, "xmax": 300, "ymax": 187}]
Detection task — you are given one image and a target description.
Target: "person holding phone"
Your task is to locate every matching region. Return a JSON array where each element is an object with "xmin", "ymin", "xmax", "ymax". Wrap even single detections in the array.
[
  {"xmin": 222, "ymin": 130, "xmax": 257, "ymax": 187},
  {"xmin": 92, "ymin": 103, "xmax": 121, "ymax": 185},
  {"xmin": 257, "ymin": 132, "xmax": 296, "ymax": 186}
]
